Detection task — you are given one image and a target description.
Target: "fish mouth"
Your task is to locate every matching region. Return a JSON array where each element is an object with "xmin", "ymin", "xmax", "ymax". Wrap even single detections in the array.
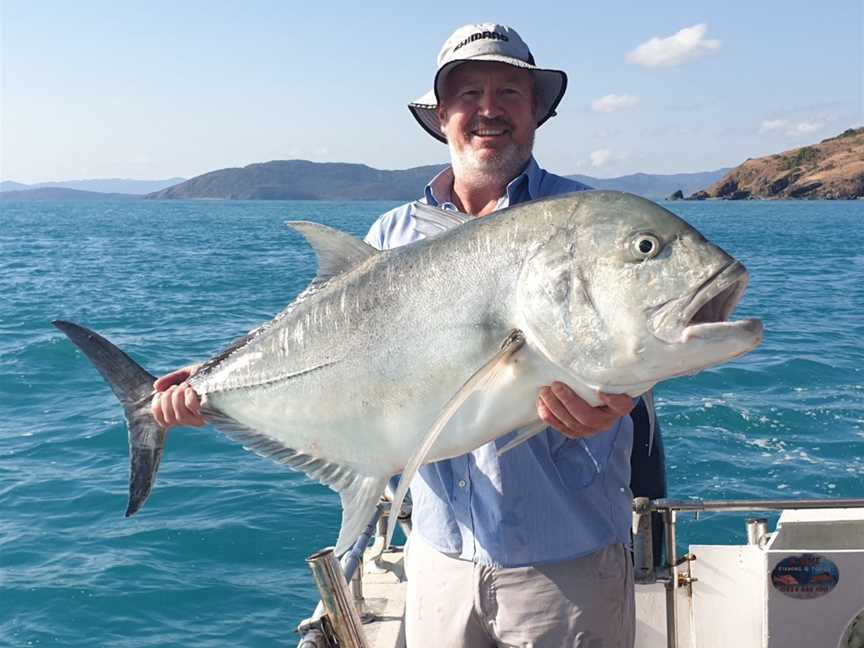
[
  {"xmin": 651, "ymin": 261, "xmax": 762, "ymax": 345},
  {"xmin": 681, "ymin": 262, "xmax": 751, "ymax": 341}
]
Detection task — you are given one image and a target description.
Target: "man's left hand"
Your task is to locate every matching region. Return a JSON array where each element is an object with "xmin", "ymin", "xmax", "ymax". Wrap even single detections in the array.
[{"xmin": 537, "ymin": 382, "xmax": 635, "ymax": 439}]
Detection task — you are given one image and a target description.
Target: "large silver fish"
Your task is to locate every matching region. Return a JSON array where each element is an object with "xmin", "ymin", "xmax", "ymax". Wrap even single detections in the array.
[{"xmin": 54, "ymin": 191, "xmax": 762, "ymax": 554}]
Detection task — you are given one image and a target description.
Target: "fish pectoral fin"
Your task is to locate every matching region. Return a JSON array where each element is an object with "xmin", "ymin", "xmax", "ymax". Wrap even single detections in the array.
[
  {"xmin": 285, "ymin": 221, "xmax": 378, "ymax": 286},
  {"xmin": 641, "ymin": 389, "xmax": 657, "ymax": 456},
  {"xmin": 411, "ymin": 202, "xmax": 472, "ymax": 237},
  {"xmin": 496, "ymin": 421, "xmax": 547, "ymax": 457},
  {"xmin": 336, "ymin": 475, "xmax": 388, "ymax": 556},
  {"xmin": 385, "ymin": 329, "xmax": 527, "ymax": 549}
]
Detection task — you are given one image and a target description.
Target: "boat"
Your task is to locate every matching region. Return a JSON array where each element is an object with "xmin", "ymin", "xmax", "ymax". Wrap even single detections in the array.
[{"xmin": 295, "ymin": 492, "xmax": 864, "ymax": 648}]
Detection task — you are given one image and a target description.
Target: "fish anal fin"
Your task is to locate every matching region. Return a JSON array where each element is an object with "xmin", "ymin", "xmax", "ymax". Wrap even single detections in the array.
[
  {"xmin": 204, "ymin": 408, "xmax": 388, "ymax": 553},
  {"xmin": 335, "ymin": 476, "xmax": 388, "ymax": 555},
  {"xmin": 385, "ymin": 329, "xmax": 526, "ymax": 548}
]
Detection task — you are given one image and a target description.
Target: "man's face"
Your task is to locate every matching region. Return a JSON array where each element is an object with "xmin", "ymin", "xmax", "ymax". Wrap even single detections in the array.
[{"xmin": 437, "ymin": 61, "xmax": 537, "ymax": 185}]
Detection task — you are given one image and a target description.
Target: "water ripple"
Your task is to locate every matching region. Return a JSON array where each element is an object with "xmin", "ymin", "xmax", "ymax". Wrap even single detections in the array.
[{"xmin": 2, "ymin": 199, "xmax": 863, "ymax": 645}]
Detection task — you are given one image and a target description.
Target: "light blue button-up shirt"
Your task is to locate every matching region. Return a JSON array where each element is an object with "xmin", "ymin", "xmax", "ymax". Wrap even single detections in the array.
[{"xmin": 365, "ymin": 158, "xmax": 634, "ymax": 567}]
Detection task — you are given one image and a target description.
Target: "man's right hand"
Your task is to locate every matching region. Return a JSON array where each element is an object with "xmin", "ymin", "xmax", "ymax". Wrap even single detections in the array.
[{"xmin": 151, "ymin": 365, "xmax": 205, "ymax": 429}]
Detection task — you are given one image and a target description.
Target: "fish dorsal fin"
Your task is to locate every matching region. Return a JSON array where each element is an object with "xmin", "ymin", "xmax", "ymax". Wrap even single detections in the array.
[
  {"xmin": 286, "ymin": 221, "xmax": 378, "ymax": 286},
  {"xmin": 385, "ymin": 329, "xmax": 527, "ymax": 549},
  {"xmin": 411, "ymin": 202, "xmax": 472, "ymax": 238}
]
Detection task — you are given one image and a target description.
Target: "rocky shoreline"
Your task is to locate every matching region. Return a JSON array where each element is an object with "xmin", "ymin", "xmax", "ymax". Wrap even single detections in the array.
[{"xmin": 667, "ymin": 127, "xmax": 864, "ymax": 200}]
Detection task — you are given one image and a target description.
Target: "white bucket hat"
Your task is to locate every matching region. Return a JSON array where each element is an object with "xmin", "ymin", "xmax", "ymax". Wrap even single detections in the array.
[{"xmin": 408, "ymin": 23, "xmax": 568, "ymax": 144}]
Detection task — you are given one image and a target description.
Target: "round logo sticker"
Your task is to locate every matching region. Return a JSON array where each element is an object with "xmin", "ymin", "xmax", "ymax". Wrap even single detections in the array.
[{"xmin": 771, "ymin": 553, "xmax": 839, "ymax": 599}]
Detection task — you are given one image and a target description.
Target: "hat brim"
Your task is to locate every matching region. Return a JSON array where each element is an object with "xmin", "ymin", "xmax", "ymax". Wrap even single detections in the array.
[{"xmin": 408, "ymin": 57, "xmax": 567, "ymax": 144}]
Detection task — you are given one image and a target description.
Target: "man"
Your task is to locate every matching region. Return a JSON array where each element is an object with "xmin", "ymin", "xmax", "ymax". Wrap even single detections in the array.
[{"xmin": 153, "ymin": 23, "xmax": 659, "ymax": 647}]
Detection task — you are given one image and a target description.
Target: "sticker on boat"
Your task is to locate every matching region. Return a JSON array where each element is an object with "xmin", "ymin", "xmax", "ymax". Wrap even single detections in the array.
[{"xmin": 771, "ymin": 553, "xmax": 839, "ymax": 599}]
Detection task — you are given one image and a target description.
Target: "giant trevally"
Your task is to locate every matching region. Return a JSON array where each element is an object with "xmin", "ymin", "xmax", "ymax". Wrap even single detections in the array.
[{"xmin": 54, "ymin": 191, "xmax": 762, "ymax": 554}]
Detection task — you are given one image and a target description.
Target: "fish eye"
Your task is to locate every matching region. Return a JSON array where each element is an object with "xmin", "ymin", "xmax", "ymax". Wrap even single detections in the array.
[{"xmin": 631, "ymin": 233, "xmax": 662, "ymax": 260}]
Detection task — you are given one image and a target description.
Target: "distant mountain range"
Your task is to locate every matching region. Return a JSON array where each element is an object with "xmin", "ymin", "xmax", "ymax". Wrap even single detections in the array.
[
  {"xmin": 5, "ymin": 128, "xmax": 859, "ymax": 202},
  {"xmin": 144, "ymin": 160, "xmax": 729, "ymax": 201},
  {"xmin": 567, "ymin": 170, "xmax": 731, "ymax": 200},
  {"xmin": 146, "ymin": 160, "xmax": 447, "ymax": 200},
  {"xmin": 0, "ymin": 165, "xmax": 732, "ymax": 202},
  {"xmin": 0, "ymin": 187, "xmax": 143, "ymax": 201},
  {"xmin": 0, "ymin": 177, "xmax": 185, "ymax": 195}
]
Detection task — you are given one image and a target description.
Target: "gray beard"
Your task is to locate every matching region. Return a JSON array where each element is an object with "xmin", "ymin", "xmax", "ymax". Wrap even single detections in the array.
[{"xmin": 448, "ymin": 135, "xmax": 534, "ymax": 191}]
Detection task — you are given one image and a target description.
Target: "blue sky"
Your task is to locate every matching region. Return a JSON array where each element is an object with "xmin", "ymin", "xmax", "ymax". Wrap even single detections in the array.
[{"xmin": 1, "ymin": 1, "xmax": 861, "ymax": 182}]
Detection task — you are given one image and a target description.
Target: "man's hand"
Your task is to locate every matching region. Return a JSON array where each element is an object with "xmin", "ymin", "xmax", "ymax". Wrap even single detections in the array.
[
  {"xmin": 151, "ymin": 365, "xmax": 205, "ymax": 429},
  {"xmin": 537, "ymin": 381, "xmax": 635, "ymax": 439}
]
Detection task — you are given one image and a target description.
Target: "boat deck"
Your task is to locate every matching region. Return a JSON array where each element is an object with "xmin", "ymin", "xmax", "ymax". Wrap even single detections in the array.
[{"xmin": 358, "ymin": 546, "xmax": 406, "ymax": 648}]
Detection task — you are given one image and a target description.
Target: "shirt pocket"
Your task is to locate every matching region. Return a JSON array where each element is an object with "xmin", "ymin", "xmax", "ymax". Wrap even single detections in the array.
[
  {"xmin": 550, "ymin": 437, "xmax": 603, "ymax": 489},
  {"xmin": 549, "ymin": 422, "xmax": 623, "ymax": 490}
]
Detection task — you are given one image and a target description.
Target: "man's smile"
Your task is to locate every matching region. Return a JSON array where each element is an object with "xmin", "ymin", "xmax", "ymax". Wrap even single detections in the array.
[{"xmin": 468, "ymin": 120, "xmax": 513, "ymax": 141}]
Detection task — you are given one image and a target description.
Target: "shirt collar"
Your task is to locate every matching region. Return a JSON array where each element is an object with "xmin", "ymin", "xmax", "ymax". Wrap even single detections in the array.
[
  {"xmin": 423, "ymin": 156, "xmax": 542, "ymax": 210},
  {"xmin": 425, "ymin": 166, "xmax": 456, "ymax": 207},
  {"xmin": 517, "ymin": 156, "xmax": 542, "ymax": 201}
]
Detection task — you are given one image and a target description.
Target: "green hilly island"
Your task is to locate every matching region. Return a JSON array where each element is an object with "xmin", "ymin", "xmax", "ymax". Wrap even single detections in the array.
[
  {"xmin": 146, "ymin": 161, "xmax": 448, "ymax": 201},
  {"xmin": 143, "ymin": 160, "xmax": 730, "ymax": 201}
]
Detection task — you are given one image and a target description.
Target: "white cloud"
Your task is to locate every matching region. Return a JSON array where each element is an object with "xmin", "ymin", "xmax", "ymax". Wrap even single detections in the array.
[
  {"xmin": 760, "ymin": 119, "xmax": 787, "ymax": 132},
  {"xmin": 760, "ymin": 119, "xmax": 825, "ymax": 136},
  {"xmin": 591, "ymin": 94, "xmax": 640, "ymax": 113},
  {"xmin": 789, "ymin": 121, "xmax": 823, "ymax": 135},
  {"xmin": 627, "ymin": 24, "xmax": 721, "ymax": 68},
  {"xmin": 590, "ymin": 149, "xmax": 612, "ymax": 167}
]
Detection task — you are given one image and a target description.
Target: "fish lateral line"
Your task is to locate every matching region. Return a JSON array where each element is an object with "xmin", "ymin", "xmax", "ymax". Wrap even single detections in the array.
[{"xmin": 201, "ymin": 357, "xmax": 343, "ymax": 395}]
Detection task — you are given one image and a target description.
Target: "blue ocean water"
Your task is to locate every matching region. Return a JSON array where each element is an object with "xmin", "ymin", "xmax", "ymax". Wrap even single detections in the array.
[{"xmin": 1, "ymin": 198, "xmax": 862, "ymax": 646}]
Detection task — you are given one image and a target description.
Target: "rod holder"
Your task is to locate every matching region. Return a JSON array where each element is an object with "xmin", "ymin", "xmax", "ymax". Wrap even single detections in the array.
[
  {"xmin": 746, "ymin": 517, "xmax": 769, "ymax": 546},
  {"xmin": 663, "ymin": 508, "xmax": 679, "ymax": 648},
  {"xmin": 633, "ymin": 497, "xmax": 656, "ymax": 584},
  {"xmin": 307, "ymin": 548, "xmax": 369, "ymax": 648}
]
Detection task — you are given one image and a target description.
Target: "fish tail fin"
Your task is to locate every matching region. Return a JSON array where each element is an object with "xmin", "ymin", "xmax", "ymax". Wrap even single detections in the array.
[{"xmin": 52, "ymin": 320, "xmax": 165, "ymax": 516}]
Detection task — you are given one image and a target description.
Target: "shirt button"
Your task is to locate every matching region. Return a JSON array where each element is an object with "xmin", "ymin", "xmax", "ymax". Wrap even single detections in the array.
[
  {"xmin": 458, "ymin": 480, "xmax": 467, "ymax": 488},
  {"xmin": 619, "ymin": 487, "xmax": 626, "ymax": 492}
]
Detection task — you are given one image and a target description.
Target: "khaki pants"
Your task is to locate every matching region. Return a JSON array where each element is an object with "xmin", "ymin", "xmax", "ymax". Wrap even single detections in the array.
[{"xmin": 404, "ymin": 535, "xmax": 634, "ymax": 648}]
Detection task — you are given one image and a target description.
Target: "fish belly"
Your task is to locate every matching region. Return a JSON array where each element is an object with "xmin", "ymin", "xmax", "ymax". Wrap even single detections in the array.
[{"xmin": 204, "ymin": 333, "xmax": 565, "ymax": 479}]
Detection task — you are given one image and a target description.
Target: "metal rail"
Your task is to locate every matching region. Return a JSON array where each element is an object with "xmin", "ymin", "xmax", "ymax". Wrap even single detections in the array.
[
  {"xmin": 647, "ymin": 497, "xmax": 864, "ymax": 648},
  {"xmin": 296, "ymin": 506, "xmax": 383, "ymax": 648},
  {"xmin": 298, "ymin": 494, "xmax": 864, "ymax": 648},
  {"xmin": 307, "ymin": 548, "xmax": 369, "ymax": 648},
  {"xmin": 652, "ymin": 497, "xmax": 864, "ymax": 513},
  {"xmin": 296, "ymin": 478, "xmax": 412, "ymax": 648}
]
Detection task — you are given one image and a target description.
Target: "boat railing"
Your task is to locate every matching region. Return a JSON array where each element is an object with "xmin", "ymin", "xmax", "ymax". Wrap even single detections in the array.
[
  {"xmin": 297, "ymin": 493, "xmax": 864, "ymax": 648},
  {"xmin": 637, "ymin": 496, "xmax": 864, "ymax": 648},
  {"xmin": 296, "ymin": 479, "xmax": 411, "ymax": 648}
]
